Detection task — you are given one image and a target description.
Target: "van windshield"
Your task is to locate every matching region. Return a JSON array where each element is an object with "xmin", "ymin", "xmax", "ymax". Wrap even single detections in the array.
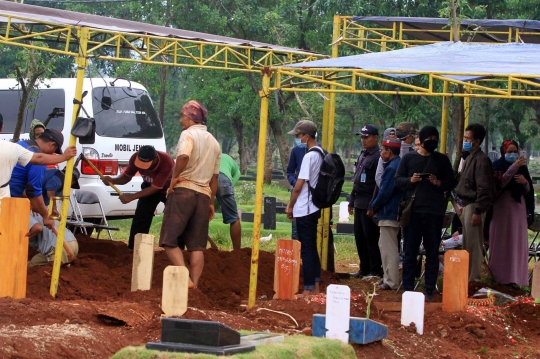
[
  {"xmin": 92, "ymin": 86, "xmax": 163, "ymax": 139},
  {"xmin": 0, "ymin": 89, "xmax": 65, "ymax": 133}
]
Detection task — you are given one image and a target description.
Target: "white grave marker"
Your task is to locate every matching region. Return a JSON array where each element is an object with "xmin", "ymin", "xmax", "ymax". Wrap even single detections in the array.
[
  {"xmin": 326, "ymin": 284, "xmax": 350, "ymax": 343},
  {"xmin": 338, "ymin": 202, "xmax": 350, "ymax": 223},
  {"xmin": 401, "ymin": 291, "xmax": 425, "ymax": 335}
]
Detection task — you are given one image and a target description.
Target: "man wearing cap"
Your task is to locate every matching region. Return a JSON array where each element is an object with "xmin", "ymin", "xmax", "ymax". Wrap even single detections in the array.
[
  {"xmin": 375, "ymin": 127, "xmax": 396, "ymax": 187},
  {"xmin": 349, "ymin": 124, "xmax": 383, "ymax": 279},
  {"xmin": 101, "ymin": 145, "xmax": 174, "ymax": 250},
  {"xmin": 9, "ymin": 128, "xmax": 71, "ymax": 229},
  {"xmin": 0, "ymin": 115, "xmax": 77, "ymax": 215},
  {"xmin": 395, "ymin": 126, "xmax": 456, "ymax": 301},
  {"xmin": 286, "ymin": 120, "xmax": 324, "ymax": 295},
  {"xmin": 42, "ymin": 167, "xmax": 81, "ymax": 218},
  {"xmin": 159, "ymin": 100, "xmax": 221, "ymax": 288},
  {"xmin": 396, "ymin": 122, "xmax": 418, "ymax": 159},
  {"xmin": 370, "ymin": 137, "xmax": 403, "ymax": 290}
]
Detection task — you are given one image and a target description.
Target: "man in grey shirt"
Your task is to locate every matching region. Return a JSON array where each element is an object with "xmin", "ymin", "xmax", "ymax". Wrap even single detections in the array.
[{"xmin": 27, "ymin": 215, "xmax": 78, "ymax": 266}]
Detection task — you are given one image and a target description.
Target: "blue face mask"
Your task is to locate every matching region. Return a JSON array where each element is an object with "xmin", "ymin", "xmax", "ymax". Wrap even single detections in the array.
[
  {"xmin": 294, "ymin": 138, "xmax": 306, "ymax": 148},
  {"xmin": 505, "ymin": 153, "xmax": 519, "ymax": 163},
  {"xmin": 462, "ymin": 141, "xmax": 473, "ymax": 152}
]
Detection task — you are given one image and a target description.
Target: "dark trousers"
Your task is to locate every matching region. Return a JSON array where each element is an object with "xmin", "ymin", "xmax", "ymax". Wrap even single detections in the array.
[
  {"xmin": 128, "ymin": 182, "xmax": 167, "ymax": 249},
  {"xmin": 296, "ymin": 210, "xmax": 322, "ymax": 290},
  {"xmin": 402, "ymin": 212, "xmax": 444, "ymax": 294},
  {"xmin": 354, "ymin": 208, "xmax": 382, "ymax": 276},
  {"xmin": 292, "ymin": 212, "xmax": 334, "ymax": 272}
]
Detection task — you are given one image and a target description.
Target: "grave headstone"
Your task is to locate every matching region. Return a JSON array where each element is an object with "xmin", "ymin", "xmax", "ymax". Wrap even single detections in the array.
[
  {"xmin": 326, "ymin": 284, "xmax": 351, "ymax": 343},
  {"xmin": 131, "ymin": 233, "xmax": 155, "ymax": 291},
  {"xmin": 241, "ymin": 212, "xmax": 254, "ymax": 222},
  {"xmin": 273, "ymin": 239, "xmax": 301, "ymax": 299},
  {"xmin": 339, "ymin": 201, "xmax": 350, "ymax": 223},
  {"xmin": 401, "ymin": 291, "xmax": 425, "ymax": 335},
  {"xmin": 162, "ymin": 266, "xmax": 189, "ymax": 317},
  {"xmin": 442, "ymin": 250, "xmax": 469, "ymax": 312},
  {"xmin": 263, "ymin": 197, "xmax": 276, "ymax": 230},
  {"xmin": 336, "ymin": 223, "xmax": 354, "ymax": 234}
]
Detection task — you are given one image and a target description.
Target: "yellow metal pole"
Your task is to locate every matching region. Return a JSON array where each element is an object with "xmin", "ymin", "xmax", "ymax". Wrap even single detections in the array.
[
  {"xmin": 317, "ymin": 94, "xmax": 330, "ymax": 260},
  {"xmin": 247, "ymin": 68, "xmax": 271, "ymax": 309},
  {"xmin": 464, "ymin": 85, "xmax": 471, "ymax": 128},
  {"xmin": 50, "ymin": 27, "xmax": 89, "ymax": 297},
  {"xmin": 440, "ymin": 81, "xmax": 450, "ymax": 154}
]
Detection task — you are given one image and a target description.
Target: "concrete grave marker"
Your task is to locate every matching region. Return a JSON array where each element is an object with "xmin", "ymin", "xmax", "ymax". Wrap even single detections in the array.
[
  {"xmin": 401, "ymin": 291, "xmax": 425, "ymax": 335},
  {"xmin": 162, "ymin": 266, "xmax": 189, "ymax": 317},
  {"xmin": 131, "ymin": 233, "xmax": 155, "ymax": 291},
  {"xmin": 273, "ymin": 239, "xmax": 301, "ymax": 299},
  {"xmin": 442, "ymin": 250, "xmax": 469, "ymax": 312},
  {"xmin": 338, "ymin": 202, "xmax": 350, "ymax": 223},
  {"xmin": 325, "ymin": 284, "xmax": 351, "ymax": 343}
]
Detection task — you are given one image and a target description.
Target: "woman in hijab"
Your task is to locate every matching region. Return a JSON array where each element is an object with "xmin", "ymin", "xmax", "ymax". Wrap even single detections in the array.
[
  {"xmin": 489, "ymin": 140, "xmax": 534, "ymax": 286},
  {"xmin": 29, "ymin": 119, "xmax": 45, "ymax": 140}
]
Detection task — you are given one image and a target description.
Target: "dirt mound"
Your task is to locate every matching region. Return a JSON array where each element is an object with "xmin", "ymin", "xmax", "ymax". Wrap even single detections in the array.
[{"xmin": 26, "ymin": 234, "xmax": 335, "ymax": 309}]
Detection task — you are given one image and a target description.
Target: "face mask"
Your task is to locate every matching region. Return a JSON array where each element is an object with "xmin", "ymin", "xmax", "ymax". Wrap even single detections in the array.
[
  {"xmin": 462, "ymin": 141, "xmax": 473, "ymax": 152},
  {"xmin": 505, "ymin": 153, "xmax": 519, "ymax": 163},
  {"xmin": 294, "ymin": 135, "xmax": 307, "ymax": 148},
  {"xmin": 422, "ymin": 139, "xmax": 438, "ymax": 153}
]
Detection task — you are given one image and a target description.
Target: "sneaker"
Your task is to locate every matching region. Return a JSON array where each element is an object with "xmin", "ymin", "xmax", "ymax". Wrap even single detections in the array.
[
  {"xmin": 425, "ymin": 290, "xmax": 434, "ymax": 302},
  {"xmin": 377, "ymin": 282, "xmax": 392, "ymax": 290},
  {"xmin": 350, "ymin": 271, "xmax": 367, "ymax": 279},
  {"xmin": 362, "ymin": 275, "xmax": 381, "ymax": 282}
]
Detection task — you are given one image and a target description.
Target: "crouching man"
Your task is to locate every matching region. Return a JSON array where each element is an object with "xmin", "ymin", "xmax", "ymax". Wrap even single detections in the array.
[{"xmin": 27, "ymin": 214, "xmax": 78, "ymax": 267}]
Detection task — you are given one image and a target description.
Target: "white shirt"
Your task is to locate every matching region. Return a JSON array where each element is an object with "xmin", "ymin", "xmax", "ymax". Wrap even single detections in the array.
[
  {"xmin": 293, "ymin": 147, "xmax": 323, "ymax": 218},
  {"xmin": 0, "ymin": 141, "xmax": 34, "ymax": 202}
]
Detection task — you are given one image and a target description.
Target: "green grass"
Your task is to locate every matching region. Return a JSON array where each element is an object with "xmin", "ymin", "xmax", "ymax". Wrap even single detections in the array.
[{"xmin": 111, "ymin": 335, "xmax": 356, "ymax": 359}]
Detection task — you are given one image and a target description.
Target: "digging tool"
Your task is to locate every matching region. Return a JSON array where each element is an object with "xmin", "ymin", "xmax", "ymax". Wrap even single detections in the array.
[{"xmin": 80, "ymin": 154, "xmax": 123, "ymax": 195}]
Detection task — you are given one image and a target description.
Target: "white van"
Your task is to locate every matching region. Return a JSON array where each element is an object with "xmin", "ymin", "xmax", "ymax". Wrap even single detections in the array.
[{"xmin": 0, "ymin": 78, "xmax": 166, "ymax": 220}]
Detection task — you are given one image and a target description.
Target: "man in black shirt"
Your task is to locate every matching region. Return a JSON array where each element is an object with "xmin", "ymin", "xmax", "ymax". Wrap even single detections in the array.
[
  {"xmin": 349, "ymin": 124, "xmax": 383, "ymax": 278},
  {"xmin": 395, "ymin": 126, "xmax": 456, "ymax": 301}
]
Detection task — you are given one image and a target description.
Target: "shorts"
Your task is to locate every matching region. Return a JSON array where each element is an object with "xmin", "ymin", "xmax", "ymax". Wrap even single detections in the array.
[
  {"xmin": 216, "ymin": 173, "xmax": 239, "ymax": 224},
  {"xmin": 159, "ymin": 187, "xmax": 210, "ymax": 251},
  {"xmin": 28, "ymin": 240, "xmax": 79, "ymax": 267}
]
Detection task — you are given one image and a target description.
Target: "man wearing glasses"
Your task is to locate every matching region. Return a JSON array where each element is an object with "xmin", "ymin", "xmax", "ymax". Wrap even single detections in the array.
[{"xmin": 349, "ymin": 124, "xmax": 383, "ymax": 279}]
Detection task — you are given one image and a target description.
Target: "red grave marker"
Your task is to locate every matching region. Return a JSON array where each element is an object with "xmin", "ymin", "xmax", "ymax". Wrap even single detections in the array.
[{"xmin": 273, "ymin": 239, "xmax": 301, "ymax": 300}]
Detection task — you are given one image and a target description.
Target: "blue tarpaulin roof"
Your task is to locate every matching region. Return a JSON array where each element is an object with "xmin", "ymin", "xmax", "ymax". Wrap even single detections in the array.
[{"xmin": 284, "ymin": 42, "xmax": 540, "ymax": 81}]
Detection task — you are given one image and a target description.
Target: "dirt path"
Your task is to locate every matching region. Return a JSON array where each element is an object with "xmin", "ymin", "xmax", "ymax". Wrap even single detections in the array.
[{"xmin": 1, "ymin": 235, "xmax": 539, "ymax": 358}]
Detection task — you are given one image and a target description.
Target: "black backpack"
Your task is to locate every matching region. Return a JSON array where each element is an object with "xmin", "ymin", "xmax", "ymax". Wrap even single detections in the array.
[{"xmin": 307, "ymin": 147, "xmax": 345, "ymax": 209}]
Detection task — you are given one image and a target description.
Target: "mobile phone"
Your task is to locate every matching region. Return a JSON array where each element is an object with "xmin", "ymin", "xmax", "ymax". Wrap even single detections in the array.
[{"xmin": 418, "ymin": 173, "xmax": 430, "ymax": 179}]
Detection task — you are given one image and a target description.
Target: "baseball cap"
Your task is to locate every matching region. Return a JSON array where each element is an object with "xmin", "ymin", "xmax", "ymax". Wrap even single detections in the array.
[
  {"xmin": 41, "ymin": 129, "xmax": 64, "ymax": 154},
  {"xmin": 383, "ymin": 127, "xmax": 396, "ymax": 138},
  {"xmin": 287, "ymin": 120, "xmax": 317, "ymax": 137},
  {"xmin": 134, "ymin": 145, "xmax": 157, "ymax": 170},
  {"xmin": 356, "ymin": 124, "xmax": 379, "ymax": 137},
  {"xmin": 381, "ymin": 137, "xmax": 401, "ymax": 149},
  {"xmin": 396, "ymin": 122, "xmax": 418, "ymax": 138}
]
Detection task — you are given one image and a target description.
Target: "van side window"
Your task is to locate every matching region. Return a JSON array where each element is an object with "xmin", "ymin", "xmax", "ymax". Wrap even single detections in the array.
[{"xmin": 0, "ymin": 89, "xmax": 65, "ymax": 133}]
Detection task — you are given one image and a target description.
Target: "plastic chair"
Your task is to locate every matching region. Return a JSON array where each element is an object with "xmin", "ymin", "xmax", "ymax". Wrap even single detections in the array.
[{"xmin": 71, "ymin": 190, "xmax": 119, "ymax": 240}]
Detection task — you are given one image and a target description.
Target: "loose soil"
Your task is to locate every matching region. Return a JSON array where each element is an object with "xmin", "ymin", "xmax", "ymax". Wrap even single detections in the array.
[{"xmin": 1, "ymin": 234, "xmax": 539, "ymax": 359}]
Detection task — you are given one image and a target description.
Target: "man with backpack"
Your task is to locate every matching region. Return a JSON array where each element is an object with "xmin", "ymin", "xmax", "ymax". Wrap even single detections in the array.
[{"xmin": 285, "ymin": 120, "xmax": 324, "ymax": 295}]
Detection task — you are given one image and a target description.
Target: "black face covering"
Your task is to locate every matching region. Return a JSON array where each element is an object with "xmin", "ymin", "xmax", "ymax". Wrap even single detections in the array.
[{"xmin": 422, "ymin": 139, "xmax": 438, "ymax": 153}]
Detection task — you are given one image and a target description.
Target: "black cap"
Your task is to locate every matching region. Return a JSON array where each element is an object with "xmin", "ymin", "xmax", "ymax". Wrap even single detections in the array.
[
  {"xmin": 41, "ymin": 129, "xmax": 64, "ymax": 154},
  {"xmin": 419, "ymin": 126, "xmax": 439, "ymax": 143},
  {"xmin": 135, "ymin": 145, "xmax": 157, "ymax": 170},
  {"xmin": 356, "ymin": 124, "xmax": 379, "ymax": 137}
]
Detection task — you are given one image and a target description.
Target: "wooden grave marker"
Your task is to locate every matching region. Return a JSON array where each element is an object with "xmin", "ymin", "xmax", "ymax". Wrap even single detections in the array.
[
  {"xmin": 0, "ymin": 198, "xmax": 31, "ymax": 299},
  {"xmin": 162, "ymin": 266, "xmax": 189, "ymax": 317},
  {"xmin": 273, "ymin": 239, "xmax": 301, "ymax": 299},
  {"xmin": 401, "ymin": 291, "xmax": 425, "ymax": 335},
  {"xmin": 532, "ymin": 262, "xmax": 540, "ymax": 300},
  {"xmin": 442, "ymin": 250, "xmax": 469, "ymax": 312},
  {"xmin": 326, "ymin": 284, "xmax": 351, "ymax": 343},
  {"xmin": 131, "ymin": 233, "xmax": 155, "ymax": 291}
]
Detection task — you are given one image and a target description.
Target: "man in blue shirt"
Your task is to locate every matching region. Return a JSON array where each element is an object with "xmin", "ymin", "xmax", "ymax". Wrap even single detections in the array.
[
  {"xmin": 10, "ymin": 129, "xmax": 65, "ymax": 229},
  {"xmin": 42, "ymin": 167, "xmax": 81, "ymax": 217}
]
